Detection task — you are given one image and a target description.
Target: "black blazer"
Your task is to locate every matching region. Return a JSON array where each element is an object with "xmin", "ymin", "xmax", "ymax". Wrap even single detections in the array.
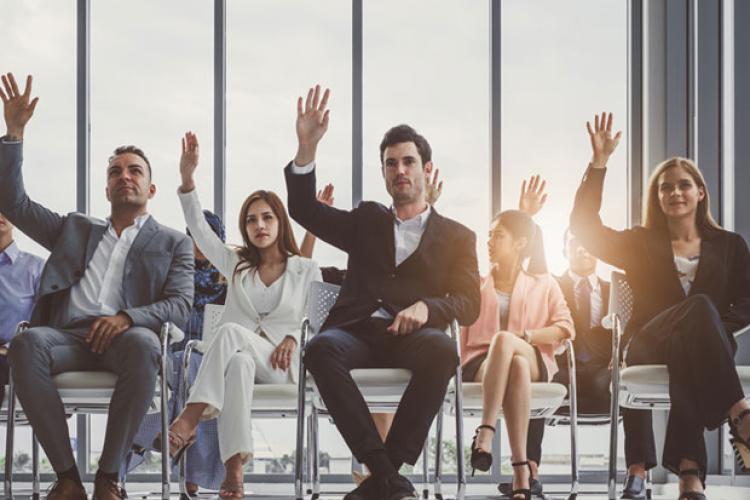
[
  {"xmin": 570, "ymin": 166, "xmax": 750, "ymax": 351},
  {"xmin": 285, "ymin": 163, "xmax": 481, "ymax": 331},
  {"xmin": 556, "ymin": 272, "xmax": 611, "ymax": 362}
]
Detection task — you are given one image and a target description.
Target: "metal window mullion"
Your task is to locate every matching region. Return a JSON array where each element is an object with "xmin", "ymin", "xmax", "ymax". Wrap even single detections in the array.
[
  {"xmin": 352, "ymin": 0, "xmax": 363, "ymax": 207},
  {"xmin": 76, "ymin": 0, "xmax": 90, "ymax": 214},
  {"xmin": 490, "ymin": 0, "xmax": 501, "ymax": 219},
  {"xmin": 214, "ymin": 0, "xmax": 227, "ymax": 221},
  {"xmin": 628, "ymin": 0, "xmax": 644, "ymax": 226}
]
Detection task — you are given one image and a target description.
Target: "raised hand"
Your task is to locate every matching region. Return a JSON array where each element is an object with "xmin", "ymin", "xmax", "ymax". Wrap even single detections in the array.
[
  {"xmin": 518, "ymin": 175, "xmax": 548, "ymax": 216},
  {"xmin": 180, "ymin": 131, "xmax": 199, "ymax": 192},
  {"xmin": 294, "ymin": 85, "xmax": 330, "ymax": 165},
  {"xmin": 0, "ymin": 73, "xmax": 39, "ymax": 140},
  {"xmin": 317, "ymin": 183, "xmax": 335, "ymax": 206},
  {"xmin": 586, "ymin": 112, "xmax": 622, "ymax": 169},
  {"xmin": 425, "ymin": 168, "xmax": 443, "ymax": 205}
]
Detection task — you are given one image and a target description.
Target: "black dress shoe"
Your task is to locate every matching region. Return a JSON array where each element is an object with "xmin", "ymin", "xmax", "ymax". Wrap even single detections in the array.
[
  {"xmin": 620, "ymin": 474, "xmax": 647, "ymax": 499},
  {"xmin": 343, "ymin": 473, "xmax": 383, "ymax": 500},
  {"xmin": 498, "ymin": 477, "xmax": 544, "ymax": 497},
  {"xmin": 383, "ymin": 473, "xmax": 419, "ymax": 500}
]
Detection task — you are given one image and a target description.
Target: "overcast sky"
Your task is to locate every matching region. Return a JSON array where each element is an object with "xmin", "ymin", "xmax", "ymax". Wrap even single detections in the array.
[{"xmin": 2, "ymin": 0, "xmax": 629, "ymax": 463}]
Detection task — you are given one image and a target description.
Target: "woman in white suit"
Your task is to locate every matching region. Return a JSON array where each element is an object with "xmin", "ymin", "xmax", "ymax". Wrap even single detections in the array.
[{"xmin": 158, "ymin": 132, "xmax": 321, "ymax": 499}]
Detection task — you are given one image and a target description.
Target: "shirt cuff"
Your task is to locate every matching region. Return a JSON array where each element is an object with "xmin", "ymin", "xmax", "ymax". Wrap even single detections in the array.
[
  {"xmin": 1, "ymin": 137, "xmax": 21, "ymax": 144},
  {"xmin": 291, "ymin": 160, "xmax": 315, "ymax": 175}
]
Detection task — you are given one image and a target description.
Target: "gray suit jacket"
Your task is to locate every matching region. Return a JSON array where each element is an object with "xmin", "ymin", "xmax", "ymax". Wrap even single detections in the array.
[{"xmin": 0, "ymin": 139, "xmax": 194, "ymax": 332}]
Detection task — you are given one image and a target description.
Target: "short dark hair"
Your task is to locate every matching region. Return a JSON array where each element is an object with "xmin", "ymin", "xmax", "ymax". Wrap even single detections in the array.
[
  {"xmin": 379, "ymin": 124, "xmax": 432, "ymax": 165},
  {"xmin": 109, "ymin": 145, "xmax": 152, "ymax": 178}
]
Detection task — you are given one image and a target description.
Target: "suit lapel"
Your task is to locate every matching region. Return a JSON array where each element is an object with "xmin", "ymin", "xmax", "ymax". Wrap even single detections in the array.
[
  {"xmin": 85, "ymin": 222, "xmax": 108, "ymax": 267},
  {"xmin": 124, "ymin": 216, "xmax": 159, "ymax": 276},
  {"xmin": 396, "ymin": 207, "xmax": 440, "ymax": 269},
  {"xmin": 690, "ymin": 229, "xmax": 720, "ymax": 296}
]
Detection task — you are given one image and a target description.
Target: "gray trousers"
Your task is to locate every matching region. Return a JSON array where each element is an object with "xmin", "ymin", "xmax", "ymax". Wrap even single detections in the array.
[{"xmin": 8, "ymin": 325, "xmax": 161, "ymax": 474}]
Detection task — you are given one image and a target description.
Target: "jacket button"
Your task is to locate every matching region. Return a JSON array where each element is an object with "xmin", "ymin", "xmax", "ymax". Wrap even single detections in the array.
[
  {"xmin": 390, "ymin": 274, "xmax": 396, "ymax": 278},
  {"xmin": 74, "ymin": 271, "xmax": 83, "ymax": 278},
  {"xmin": 51, "ymin": 284, "xmax": 59, "ymax": 290}
]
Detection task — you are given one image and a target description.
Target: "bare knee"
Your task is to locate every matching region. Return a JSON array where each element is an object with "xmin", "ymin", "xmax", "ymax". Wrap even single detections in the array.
[{"xmin": 488, "ymin": 331, "xmax": 516, "ymax": 358}]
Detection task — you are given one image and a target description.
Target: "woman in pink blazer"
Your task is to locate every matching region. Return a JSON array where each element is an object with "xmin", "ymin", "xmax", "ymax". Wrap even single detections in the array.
[{"xmin": 462, "ymin": 208, "xmax": 574, "ymax": 500}]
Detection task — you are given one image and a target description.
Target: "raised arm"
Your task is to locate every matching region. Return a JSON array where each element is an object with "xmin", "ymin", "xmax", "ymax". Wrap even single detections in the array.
[
  {"xmin": 286, "ymin": 85, "xmax": 356, "ymax": 252},
  {"xmin": 570, "ymin": 112, "xmax": 636, "ymax": 269},
  {"xmin": 177, "ymin": 132, "xmax": 235, "ymax": 277},
  {"xmin": 0, "ymin": 73, "xmax": 66, "ymax": 250}
]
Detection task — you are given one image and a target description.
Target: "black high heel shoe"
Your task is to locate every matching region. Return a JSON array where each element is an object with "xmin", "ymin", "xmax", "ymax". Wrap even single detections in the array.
[
  {"xmin": 510, "ymin": 461, "xmax": 532, "ymax": 500},
  {"xmin": 729, "ymin": 408, "xmax": 750, "ymax": 471},
  {"xmin": 470, "ymin": 424, "xmax": 495, "ymax": 476}
]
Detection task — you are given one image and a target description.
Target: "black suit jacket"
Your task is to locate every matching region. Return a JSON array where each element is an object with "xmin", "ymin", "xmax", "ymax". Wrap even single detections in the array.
[
  {"xmin": 571, "ymin": 166, "xmax": 750, "ymax": 351},
  {"xmin": 285, "ymin": 163, "xmax": 481, "ymax": 331},
  {"xmin": 556, "ymin": 273, "xmax": 611, "ymax": 363}
]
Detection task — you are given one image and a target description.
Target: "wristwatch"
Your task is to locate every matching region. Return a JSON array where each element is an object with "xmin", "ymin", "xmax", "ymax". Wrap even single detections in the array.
[{"xmin": 522, "ymin": 329, "xmax": 532, "ymax": 344}]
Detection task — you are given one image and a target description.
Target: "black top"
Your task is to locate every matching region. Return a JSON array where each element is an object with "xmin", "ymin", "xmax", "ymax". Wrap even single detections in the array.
[
  {"xmin": 570, "ymin": 166, "xmax": 750, "ymax": 350},
  {"xmin": 285, "ymin": 163, "xmax": 481, "ymax": 331}
]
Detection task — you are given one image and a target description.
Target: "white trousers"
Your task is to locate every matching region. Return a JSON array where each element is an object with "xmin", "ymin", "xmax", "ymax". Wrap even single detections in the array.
[{"xmin": 187, "ymin": 322, "xmax": 291, "ymax": 463}]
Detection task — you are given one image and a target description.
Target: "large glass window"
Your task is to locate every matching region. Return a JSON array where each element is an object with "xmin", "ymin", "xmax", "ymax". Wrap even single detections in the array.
[
  {"xmin": 226, "ymin": 0, "xmax": 352, "ymax": 270},
  {"xmin": 501, "ymin": 0, "xmax": 628, "ymax": 276},
  {"xmin": 2, "ymin": 0, "xmax": 76, "ymax": 259},
  {"xmin": 90, "ymin": 0, "xmax": 214, "ymax": 233}
]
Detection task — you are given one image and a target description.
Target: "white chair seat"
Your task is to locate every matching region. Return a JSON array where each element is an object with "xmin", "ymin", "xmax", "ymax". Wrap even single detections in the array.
[
  {"xmin": 452, "ymin": 382, "xmax": 568, "ymax": 418},
  {"xmin": 619, "ymin": 365, "xmax": 750, "ymax": 409},
  {"xmin": 252, "ymin": 383, "xmax": 302, "ymax": 412},
  {"xmin": 310, "ymin": 368, "xmax": 412, "ymax": 411}
]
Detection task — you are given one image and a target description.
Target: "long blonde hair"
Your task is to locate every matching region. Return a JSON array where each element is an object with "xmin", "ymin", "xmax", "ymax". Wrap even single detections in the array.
[{"xmin": 642, "ymin": 157, "xmax": 721, "ymax": 233}]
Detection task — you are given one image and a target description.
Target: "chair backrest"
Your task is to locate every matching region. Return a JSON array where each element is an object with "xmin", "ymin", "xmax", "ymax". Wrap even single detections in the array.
[
  {"xmin": 201, "ymin": 303, "xmax": 225, "ymax": 347},
  {"xmin": 307, "ymin": 281, "xmax": 341, "ymax": 334},
  {"xmin": 609, "ymin": 271, "xmax": 634, "ymax": 331}
]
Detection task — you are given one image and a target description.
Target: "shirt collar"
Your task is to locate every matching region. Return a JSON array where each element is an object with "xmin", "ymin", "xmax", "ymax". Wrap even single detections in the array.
[
  {"xmin": 0, "ymin": 241, "xmax": 19, "ymax": 264},
  {"xmin": 568, "ymin": 269, "xmax": 599, "ymax": 291},
  {"xmin": 106, "ymin": 213, "xmax": 151, "ymax": 231},
  {"xmin": 391, "ymin": 205, "xmax": 431, "ymax": 229}
]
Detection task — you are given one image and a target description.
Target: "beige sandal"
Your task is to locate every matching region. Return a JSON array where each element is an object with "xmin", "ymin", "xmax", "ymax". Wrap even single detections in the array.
[{"xmin": 152, "ymin": 429, "xmax": 197, "ymax": 462}]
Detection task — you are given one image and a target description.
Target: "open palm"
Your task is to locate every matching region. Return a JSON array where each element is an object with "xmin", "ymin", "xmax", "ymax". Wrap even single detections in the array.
[
  {"xmin": 296, "ymin": 85, "xmax": 330, "ymax": 146},
  {"xmin": 587, "ymin": 112, "xmax": 622, "ymax": 167},
  {"xmin": 518, "ymin": 175, "xmax": 548, "ymax": 216},
  {"xmin": 0, "ymin": 73, "xmax": 39, "ymax": 138}
]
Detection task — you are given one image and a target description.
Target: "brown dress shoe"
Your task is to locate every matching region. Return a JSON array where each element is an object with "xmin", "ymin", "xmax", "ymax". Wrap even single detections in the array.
[
  {"xmin": 92, "ymin": 472, "xmax": 126, "ymax": 500},
  {"xmin": 45, "ymin": 478, "xmax": 87, "ymax": 500}
]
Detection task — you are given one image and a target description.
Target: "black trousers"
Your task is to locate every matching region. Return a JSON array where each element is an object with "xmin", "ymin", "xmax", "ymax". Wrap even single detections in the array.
[
  {"xmin": 622, "ymin": 294, "xmax": 744, "ymax": 479},
  {"xmin": 303, "ymin": 318, "xmax": 458, "ymax": 466},
  {"xmin": 527, "ymin": 359, "xmax": 611, "ymax": 464}
]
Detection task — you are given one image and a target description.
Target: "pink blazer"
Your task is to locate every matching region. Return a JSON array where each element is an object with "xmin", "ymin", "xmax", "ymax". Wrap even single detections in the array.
[{"xmin": 460, "ymin": 269, "xmax": 575, "ymax": 381}]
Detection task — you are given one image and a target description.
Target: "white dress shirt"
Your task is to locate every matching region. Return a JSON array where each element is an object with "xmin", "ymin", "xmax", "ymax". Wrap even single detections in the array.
[
  {"xmin": 67, "ymin": 214, "xmax": 150, "ymax": 323},
  {"xmin": 291, "ymin": 161, "xmax": 431, "ymax": 318},
  {"xmin": 567, "ymin": 269, "xmax": 603, "ymax": 328},
  {"xmin": 674, "ymin": 254, "xmax": 700, "ymax": 295}
]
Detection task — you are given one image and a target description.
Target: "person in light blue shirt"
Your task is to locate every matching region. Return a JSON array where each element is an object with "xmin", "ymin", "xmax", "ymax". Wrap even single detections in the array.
[{"xmin": 0, "ymin": 212, "xmax": 45, "ymax": 401}]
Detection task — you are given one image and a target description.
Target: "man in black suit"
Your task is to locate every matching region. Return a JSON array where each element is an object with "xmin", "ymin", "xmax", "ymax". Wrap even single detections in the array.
[
  {"xmin": 285, "ymin": 85, "xmax": 480, "ymax": 500},
  {"xmin": 501, "ymin": 228, "xmax": 612, "ymax": 497}
]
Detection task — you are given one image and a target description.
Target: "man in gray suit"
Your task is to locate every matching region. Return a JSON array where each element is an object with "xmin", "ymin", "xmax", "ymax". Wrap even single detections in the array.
[{"xmin": 0, "ymin": 72, "xmax": 194, "ymax": 500}]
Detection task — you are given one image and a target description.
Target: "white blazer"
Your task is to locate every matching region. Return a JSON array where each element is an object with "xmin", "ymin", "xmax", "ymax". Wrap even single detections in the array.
[{"xmin": 179, "ymin": 188, "xmax": 321, "ymax": 382}]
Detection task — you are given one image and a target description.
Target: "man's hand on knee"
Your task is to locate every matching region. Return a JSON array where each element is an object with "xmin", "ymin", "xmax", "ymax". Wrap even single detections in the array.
[
  {"xmin": 387, "ymin": 301, "xmax": 429, "ymax": 336},
  {"xmin": 85, "ymin": 313, "xmax": 133, "ymax": 354}
]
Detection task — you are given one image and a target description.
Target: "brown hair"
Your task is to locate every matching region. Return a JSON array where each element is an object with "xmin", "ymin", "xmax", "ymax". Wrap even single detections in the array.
[
  {"xmin": 379, "ymin": 124, "xmax": 432, "ymax": 165},
  {"xmin": 642, "ymin": 157, "xmax": 720, "ymax": 233},
  {"xmin": 233, "ymin": 190, "xmax": 301, "ymax": 278}
]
